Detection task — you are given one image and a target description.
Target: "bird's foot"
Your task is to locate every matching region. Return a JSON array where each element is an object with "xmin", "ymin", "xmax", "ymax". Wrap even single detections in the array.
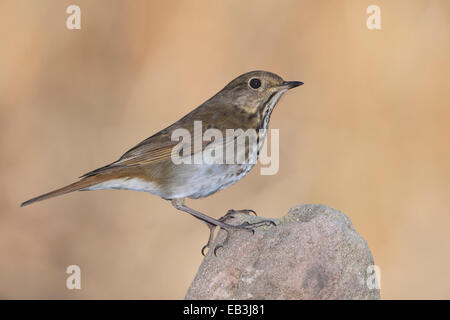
[
  {"xmin": 201, "ymin": 211, "xmax": 238, "ymax": 256},
  {"xmin": 212, "ymin": 211, "xmax": 276, "ymax": 256},
  {"xmin": 201, "ymin": 209, "xmax": 275, "ymax": 256}
]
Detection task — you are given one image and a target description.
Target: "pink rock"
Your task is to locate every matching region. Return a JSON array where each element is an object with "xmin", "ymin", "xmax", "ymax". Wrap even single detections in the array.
[{"xmin": 185, "ymin": 204, "xmax": 380, "ymax": 300}]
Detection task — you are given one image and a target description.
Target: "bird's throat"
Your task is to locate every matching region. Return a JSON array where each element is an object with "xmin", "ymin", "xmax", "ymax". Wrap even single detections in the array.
[{"xmin": 259, "ymin": 89, "xmax": 287, "ymax": 130}]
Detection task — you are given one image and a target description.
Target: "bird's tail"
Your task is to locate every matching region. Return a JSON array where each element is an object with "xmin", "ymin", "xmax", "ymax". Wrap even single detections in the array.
[{"xmin": 21, "ymin": 175, "xmax": 108, "ymax": 207}]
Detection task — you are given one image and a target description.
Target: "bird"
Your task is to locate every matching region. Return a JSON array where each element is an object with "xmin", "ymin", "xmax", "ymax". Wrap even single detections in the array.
[{"xmin": 21, "ymin": 70, "xmax": 303, "ymax": 255}]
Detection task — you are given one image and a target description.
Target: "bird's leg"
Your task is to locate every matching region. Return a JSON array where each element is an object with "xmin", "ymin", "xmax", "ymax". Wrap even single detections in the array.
[
  {"xmin": 171, "ymin": 199, "xmax": 276, "ymax": 255},
  {"xmin": 171, "ymin": 199, "xmax": 237, "ymax": 255},
  {"xmin": 171, "ymin": 201, "xmax": 221, "ymax": 255},
  {"xmin": 171, "ymin": 199, "xmax": 255, "ymax": 230}
]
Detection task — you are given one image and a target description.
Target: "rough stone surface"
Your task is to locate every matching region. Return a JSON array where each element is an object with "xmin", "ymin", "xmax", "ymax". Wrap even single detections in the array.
[{"xmin": 185, "ymin": 204, "xmax": 380, "ymax": 300}]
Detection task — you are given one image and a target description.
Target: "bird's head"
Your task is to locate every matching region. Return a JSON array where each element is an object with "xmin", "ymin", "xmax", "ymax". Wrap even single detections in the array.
[{"xmin": 218, "ymin": 71, "xmax": 303, "ymax": 124}]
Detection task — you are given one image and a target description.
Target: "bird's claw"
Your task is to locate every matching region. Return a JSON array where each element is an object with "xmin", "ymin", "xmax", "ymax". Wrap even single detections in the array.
[
  {"xmin": 226, "ymin": 209, "xmax": 257, "ymax": 216},
  {"xmin": 200, "ymin": 210, "xmax": 275, "ymax": 256},
  {"xmin": 201, "ymin": 244, "xmax": 209, "ymax": 256}
]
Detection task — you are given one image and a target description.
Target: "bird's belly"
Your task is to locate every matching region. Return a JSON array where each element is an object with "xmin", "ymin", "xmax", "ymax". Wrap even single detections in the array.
[
  {"xmin": 163, "ymin": 163, "xmax": 255, "ymax": 199},
  {"xmin": 161, "ymin": 133, "xmax": 265, "ymax": 199}
]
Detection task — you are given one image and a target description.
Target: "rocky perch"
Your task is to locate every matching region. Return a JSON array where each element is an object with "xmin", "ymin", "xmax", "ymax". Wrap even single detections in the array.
[{"xmin": 185, "ymin": 204, "xmax": 380, "ymax": 300}]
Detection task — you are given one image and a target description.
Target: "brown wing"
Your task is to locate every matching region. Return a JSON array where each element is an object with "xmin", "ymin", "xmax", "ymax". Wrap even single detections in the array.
[
  {"xmin": 80, "ymin": 117, "xmax": 206, "ymax": 178},
  {"xmin": 80, "ymin": 97, "xmax": 256, "ymax": 178},
  {"xmin": 80, "ymin": 131, "xmax": 179, "ymax": 178}
]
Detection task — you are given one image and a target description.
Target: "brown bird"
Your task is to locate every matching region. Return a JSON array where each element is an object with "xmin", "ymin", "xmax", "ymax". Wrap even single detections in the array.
[{"xmin": 21, "ymin": 71, "xmax": 303, "ymax": 254}]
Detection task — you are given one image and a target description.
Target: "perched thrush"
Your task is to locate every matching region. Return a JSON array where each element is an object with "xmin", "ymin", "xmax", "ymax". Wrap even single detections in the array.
[{"xmin": 21, "ymin": 71, "xmax": 303, "ymax": 254}]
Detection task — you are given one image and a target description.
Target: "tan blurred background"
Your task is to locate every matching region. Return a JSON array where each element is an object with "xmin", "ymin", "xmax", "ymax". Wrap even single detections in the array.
[{"xmin": 1, "ymin": 0, "xmax": 449, "ymax": 299}]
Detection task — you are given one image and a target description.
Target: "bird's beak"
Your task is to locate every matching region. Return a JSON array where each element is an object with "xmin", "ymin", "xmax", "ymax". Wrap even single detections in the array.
[{"xmin": 281, "ymin": 81, "xmax": 304, "ymax": 90}]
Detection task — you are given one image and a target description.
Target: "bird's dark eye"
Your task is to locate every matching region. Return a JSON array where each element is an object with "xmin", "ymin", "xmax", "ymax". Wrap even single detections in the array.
[{"xmin": 249, "ymin": 78, "xmax": 261, "ymax": 89}]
